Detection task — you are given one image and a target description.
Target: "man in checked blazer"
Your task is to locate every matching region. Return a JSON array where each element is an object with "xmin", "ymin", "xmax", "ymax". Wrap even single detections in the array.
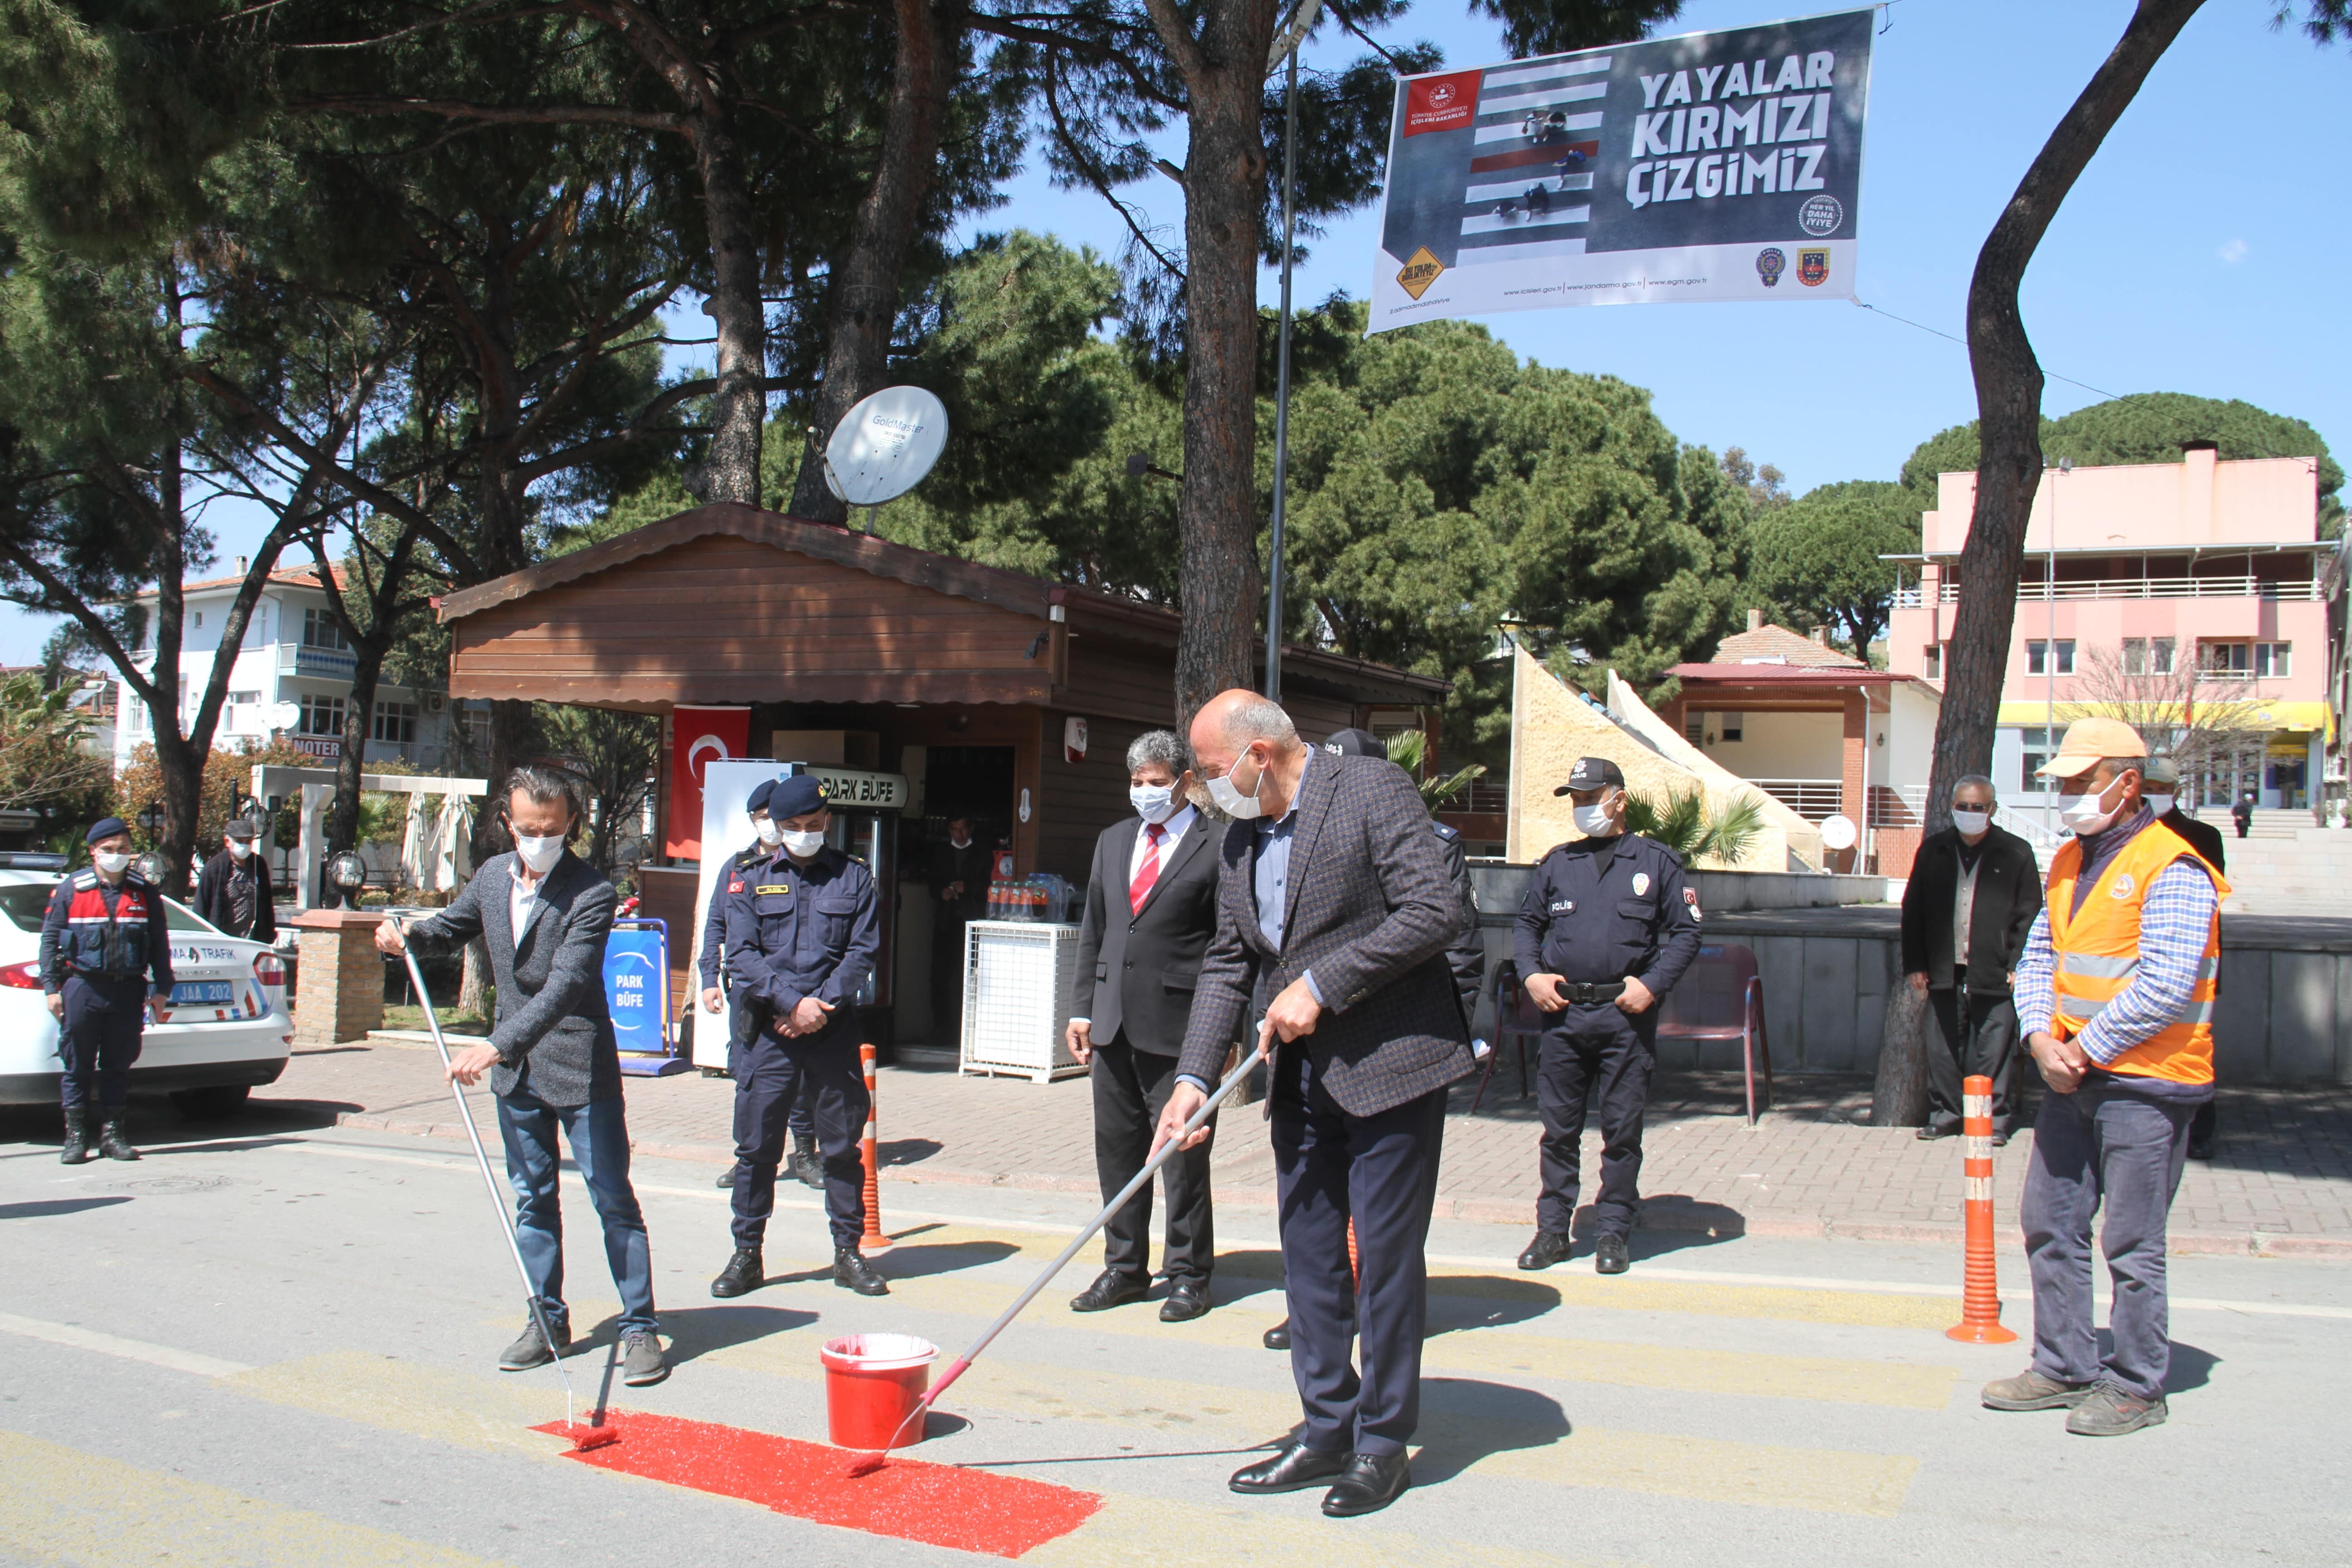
[
  {"xmin": 376, "ymin": 766, "xmax": 664, "ymax": 1388},
  {"xmin": 1156, "ymin": 690, "xmax": 1475, "ymax": 1519},
  {"xmin": 1066, "ymin": 728, "xmax": 1225, "ymax": 1322}
]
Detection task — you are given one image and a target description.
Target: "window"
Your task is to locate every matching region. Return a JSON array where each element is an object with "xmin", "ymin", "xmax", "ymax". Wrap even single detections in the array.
[
  {"xmin": 372, "ymin": 700, "xmax": 417, "ymax": 744},
  {"xmin": 2029, "ymin": 641, "xmax": 2075, "ymax": 676},
  {"xmin": 1684, "ymin": 713, "xmax": 1704, "ymax": 745},
  {"xmin": 226, "ymin": 690, "xmax": 259, "ymax": 731},
  {"xmin": 302, "ymin": 607, "xmax": 350, "ymax": 651},
  {"xmin": 1719, "ymin": 711, "xmax": 1744, "ymax": 743},
  {"xmin": 2123, "ymin": 638, "xmax": 2147, "ymax": 675},
  {"xmin": 2019, "ymin": 726, "xmax": 2051, "ymax": 785},
  {"xmin": 2152, "ymin": 637, "xmax": 2175, "ymax": 675},
  {"xmin": 2201, "ymin": 641, "xmax": 2252, "ymax": 677},
  {"xmin": 2257, "ymin": 642, "xmax": 2292, "ymax": 678},
  {"xmin": 1922, "ymin": 644, "xmax": 1942, "ymax": 680},
  {"xmin": 298, "ymin": 694, "xmax": 345, "ymax": 737},
  {"xmin": 191, "ymin": 610, "xmax": 203, "ymax": 628}
]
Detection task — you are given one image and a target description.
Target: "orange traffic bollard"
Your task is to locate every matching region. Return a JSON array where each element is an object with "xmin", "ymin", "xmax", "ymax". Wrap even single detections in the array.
[
  {"xmin": 857, "ymin": 1042, "xmax": 892, "ymax": 1254},
  {"xmin": 1946, "ymin": 1073, "xmax": 2015, "ymax": 1343}
]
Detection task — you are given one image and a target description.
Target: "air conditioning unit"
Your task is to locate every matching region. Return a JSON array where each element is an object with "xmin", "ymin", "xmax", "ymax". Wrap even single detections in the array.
[{"xmin": 422, "ymin": 692, "xmax": 445, "ymax": 713}]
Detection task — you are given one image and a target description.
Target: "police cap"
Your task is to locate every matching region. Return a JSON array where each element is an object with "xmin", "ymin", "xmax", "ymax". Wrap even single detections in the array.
[
  {"xmin": 745, "ymin": 777, "xmax": 778, "ymax": 816},
  {"xmin": 86, "ymin": 816, "xmax": 131, "ymax": 846},
  {"xmin": 769, "ymin": 774, "xmax": 827, "ymax": 820},
  {"xmin": 1321, "ymin": 727, "xmax": 1387, "ymax": 760},
  {"xmin": 1553, "ymin": 757, "xmax": 1625, "ymax": 795}
]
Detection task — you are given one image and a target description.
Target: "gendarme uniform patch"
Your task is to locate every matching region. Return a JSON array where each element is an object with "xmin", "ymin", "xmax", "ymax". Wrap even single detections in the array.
[{"xmin": 755, "ymin": 884, "xmax": 792, "ymax": 897}]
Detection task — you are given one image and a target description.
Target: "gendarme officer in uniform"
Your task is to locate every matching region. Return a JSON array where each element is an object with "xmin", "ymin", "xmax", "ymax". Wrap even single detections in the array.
[
  {"xmin": 708, "ymin": 774, "xmax": 890, "ymax": 1299},
  {"xmin": 1513, "ymin": 758, "xmax": 1700, "ymax": 1275},
  {"xmin": 700, "ymin": 779, "xmax": 820, "ymax": 1191},
  {"xmin": 41, "ymin": 817, "xmax": 173, "ymax": 1163}
]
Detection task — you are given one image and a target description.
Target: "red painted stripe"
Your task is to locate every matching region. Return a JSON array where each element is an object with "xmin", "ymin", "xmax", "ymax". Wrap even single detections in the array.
[
  {"xmin": 1468, "ymin": 139, "xmax": 1598, "ymax": 173},
  {"xmin": 532, "ymin": 1411, "xmax": 1101, "ymax": 1557}
]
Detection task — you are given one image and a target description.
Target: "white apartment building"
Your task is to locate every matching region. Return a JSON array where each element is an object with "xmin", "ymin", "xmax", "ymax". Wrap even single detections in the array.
[{"xmin": 112, "ymin": 564, "xmax": 473, "ymax": 773}]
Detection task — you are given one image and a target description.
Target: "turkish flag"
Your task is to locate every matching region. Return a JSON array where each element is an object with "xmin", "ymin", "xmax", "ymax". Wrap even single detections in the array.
[{"xmin": 665, "ymin": 706, "xmax": 750, "ymax": 861}]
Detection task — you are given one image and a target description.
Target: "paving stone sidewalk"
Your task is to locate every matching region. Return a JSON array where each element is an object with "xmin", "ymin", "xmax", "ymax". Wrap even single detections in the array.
[{"xmin": 270, "ymin": 1040, "xmax": 2352, "ymax": 1259}]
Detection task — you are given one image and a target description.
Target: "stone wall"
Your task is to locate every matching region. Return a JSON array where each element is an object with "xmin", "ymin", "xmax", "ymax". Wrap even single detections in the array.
[{"xmin": 291, "ymin": 908, "xmax": 386, "ymax": 1046}]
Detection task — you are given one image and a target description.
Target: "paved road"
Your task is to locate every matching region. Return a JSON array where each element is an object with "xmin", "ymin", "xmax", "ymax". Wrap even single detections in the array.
[{"xmin": 3, "ymin": 1110, "xmax": 2347, "ymax": 1566}]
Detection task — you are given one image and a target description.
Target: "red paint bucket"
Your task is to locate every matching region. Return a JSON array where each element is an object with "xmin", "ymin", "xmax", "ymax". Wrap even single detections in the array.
[{"xmin": 819, "ymin": 1333, "xmax": 937, "ymax": 1450}]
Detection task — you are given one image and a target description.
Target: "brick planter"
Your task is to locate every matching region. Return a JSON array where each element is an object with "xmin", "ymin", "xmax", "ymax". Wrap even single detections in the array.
[{"xmin": 290, "ymin": 908, "xmax": 387, "ymax": 1046}]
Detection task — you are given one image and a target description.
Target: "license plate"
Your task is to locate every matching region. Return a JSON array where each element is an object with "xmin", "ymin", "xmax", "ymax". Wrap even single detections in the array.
[{"xmin": 170, "ymin": 981, "xmax": 235, "ymax": 1005}]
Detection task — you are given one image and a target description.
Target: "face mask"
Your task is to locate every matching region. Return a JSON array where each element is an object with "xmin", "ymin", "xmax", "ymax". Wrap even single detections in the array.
[
  {"xmin": 1205, "ymin": 751, "xmax": 1266, "ymax": 821},
  {"xmin": 754, "ymin": 818, "xmax": 782, "ymax": 846},
  {"xmin": 511, "ymin": 832, "xmax": 565, "ymax": 873},
  {"xmin": 781, "ymin": 828, "xmax": 827, "ymax": 858},
  {"xmin": 1950, "ymin": 809, "xmax": 1991, "ymax": 838},
  {"xmin": 93, "ymin": 850, "xmax": 131, "ymax": 876},
  {"xmin": 1129, "ymin": 783, "xmax": 1179, "ymax": 824},
  {"xmin": 1572, "ymin": 791, "xmax": 1620, "ymax": 838},
  {"xmin": 2061, "ymin": 777, "xmax": 2125, "ymax": 837},
  {"xmin": 227, "ymin": 839, "xmax": 252, "ymax": 860}
]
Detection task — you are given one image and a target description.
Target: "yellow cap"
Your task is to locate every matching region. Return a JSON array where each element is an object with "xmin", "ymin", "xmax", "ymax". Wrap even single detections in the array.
[{"xmin": 2036, "ymin": 716, "xmax": 2147, "ymax": 779}]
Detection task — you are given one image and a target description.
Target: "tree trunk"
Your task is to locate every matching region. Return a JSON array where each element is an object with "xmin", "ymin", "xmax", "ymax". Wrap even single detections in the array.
[
  {"xmin": 1145, "ymin": 0, "xmax": 1279, "ymax": 720},
  {"xmin": 457, "ymin": 936, "xmax": 488, "ymax": 1019},
  {"xmin": 786, "ymin": 0, "xmax": 964, "ymax": 524},
  {"xmin": 695, "ymin": 109, "xmax": 767, "ymax": 507},
  {"xmin": 470, "ymin": 700, "xmax": 534, "ymax": 865},
  {"xmin": 329, "ymin": 644, "xmax": 386, "ymax": 858},
  {"xmin": 1923, "ymin": 0, "xmax": 2206, "ymax": 836},
  {"xmin": 1869, "ymin": 980, "xmax": 1931, "ymax": 1128}
]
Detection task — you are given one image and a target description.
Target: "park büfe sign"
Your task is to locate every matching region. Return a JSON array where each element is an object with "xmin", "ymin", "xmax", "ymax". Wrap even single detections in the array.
[{"xmin": 1370, "ymin": 9, "xmax": 1875, "ymax": 330}]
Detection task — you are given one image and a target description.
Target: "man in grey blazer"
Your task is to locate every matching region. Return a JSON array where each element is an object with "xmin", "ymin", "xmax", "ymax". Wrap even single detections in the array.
[
  {"xmin": 1156, "ymin": 690, "xmax": 1474, "ymax": 1518},
  {"xmin": 376, "ymin": 766, "xmax": 664, "ymax": 1387}
]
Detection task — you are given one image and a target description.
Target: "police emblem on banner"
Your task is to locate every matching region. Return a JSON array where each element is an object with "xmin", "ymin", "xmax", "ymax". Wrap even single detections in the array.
[
  {"xmin": 1798, "ymin": 249, "xmax": 1830, "ymax": 287},
  {"xmin": 1756, "ymin": 248, "xmax": 1786, "ymax": 288}
]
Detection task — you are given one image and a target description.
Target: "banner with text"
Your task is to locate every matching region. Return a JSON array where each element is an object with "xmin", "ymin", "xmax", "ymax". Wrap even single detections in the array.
[{"xmin": 1371, "ymin": 8, "xmax": 1874, "ymax": 330}]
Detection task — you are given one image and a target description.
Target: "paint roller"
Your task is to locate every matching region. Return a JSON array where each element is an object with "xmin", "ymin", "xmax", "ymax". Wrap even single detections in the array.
[
  {"xmin": 390, "ymin": 913, "xmax": 619, "ymax": 1453},
  {"xmin": 843, "ymin": 1022, "xmax": 1275, "ymax": 1478}
]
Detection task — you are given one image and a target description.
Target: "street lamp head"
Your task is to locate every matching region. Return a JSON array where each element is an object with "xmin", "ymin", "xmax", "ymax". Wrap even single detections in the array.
[
  {"xmin": 2058, "ymin": 457, "xmax": 2074, "ymax": 473},
  {"xmin": 325, "ymin": 850, "xmax": 368, "ymax": 892}
]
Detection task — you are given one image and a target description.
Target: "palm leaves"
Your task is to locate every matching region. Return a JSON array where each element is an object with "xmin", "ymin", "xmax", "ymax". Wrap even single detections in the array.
[
  {"xmin": 1622, "ymin": 789, "xmax": 1765, "ymax": 866},
  {"xmin": 1382, "ymin": 730, "xmax": 1487, "ymax": 812}
]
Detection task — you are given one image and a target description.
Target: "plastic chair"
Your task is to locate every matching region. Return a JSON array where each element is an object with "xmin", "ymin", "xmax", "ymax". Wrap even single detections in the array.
[
  {"xmin": 1655, "ymin": 942, "xmax": 1774, "ymax": 1127},
  {"xmin": 1470, "ymin": 959, "xmax": 1547, "ymax": 1112}
]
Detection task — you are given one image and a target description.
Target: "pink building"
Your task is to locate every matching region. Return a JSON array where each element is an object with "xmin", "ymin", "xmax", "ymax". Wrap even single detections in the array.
[{"xmin": 1887, "ymin": 444, "xmax": 2346, "ymax": 813}]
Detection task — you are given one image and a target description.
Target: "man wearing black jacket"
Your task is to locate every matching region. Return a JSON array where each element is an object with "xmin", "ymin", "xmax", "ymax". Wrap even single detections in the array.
[
  {"xmin": 1901, "ymin": 775, "xmax": 2042, "ymax": 1142},
  {"xmin": 193, "ymin": 820, "xmax": 276, "ymax": 944}
]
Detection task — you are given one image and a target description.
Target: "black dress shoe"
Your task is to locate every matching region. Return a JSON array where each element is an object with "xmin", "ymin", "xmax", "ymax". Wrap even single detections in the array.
[
  {"xmin": 710, "ymin": 1246, "xmax": 764, "ymax": 1298},
  {"xmin": 789, "ymin": 1133, "xmax": 824, "ymax": 1189},
  {"xmin": 1517, "ymin": 1230, "xmax": 1572, "ymax": 1270},
  {"xmin": 1229, "ymin": 1442, "xmax": 1350, "ymax": 1494},
  {"xmin": 1262, "ymin": 1318, "xmax": 1291, "ymax": 1351},
  {"xmin": 1159, "ymin": 1280, "xmax": 1212, "ymax": 1322},
  {"xmin": 1915, "ymin": 1123, "xmax": 1957, "ymax": 1141},
  {"xmin": 1321, "ymin": 1450, "xmax": 1411, "ymax": 1517},
  {"xmin": 834, "ymin": 1246, "xmax": 890, "ymax": 1296},
  {"xmin": 1070, "ymin": 1270, "xmax": 1150, "ymax": 1313},
  {"xmin": 715, "ymin": 1163, "xmax": 740, "ymax": 1190},
  {"xmin": 1594, "ymin": 1235, "xmax": 1631, "ymax": 1274}
]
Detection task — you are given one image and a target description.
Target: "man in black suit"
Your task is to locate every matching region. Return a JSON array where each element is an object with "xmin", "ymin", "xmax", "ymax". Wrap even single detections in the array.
[
  {"xmin": 1900, "ymin": 774, "xmax": 2043, "ymax": 1143},
  {"xmin": 194, "ymin": 819, "xmax": 276, "ymax": 943},
  {"xmin": 2143, "ymin": 757, "xmax": 2225, "ymax": 1160},
  {"xmin": 1157, "ymin": 690, "xmax": 1474, "ymax": 1519},
  {"xmin": 1066, "ymin": 729, "xmax": 1223, "ymax": 1321},
  {"xmin": 928, "ymin": 812, "xmax": 991, "ymax": 1044}
]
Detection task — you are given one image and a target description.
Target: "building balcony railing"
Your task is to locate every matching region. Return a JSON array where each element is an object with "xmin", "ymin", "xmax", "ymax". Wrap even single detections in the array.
[
  {"xmin": 279, "ymin": 642, "xmax": 357, "ymax": 678},
  {"xmin": 1893, "ymin": 575, "xmax": 2321, "ymax": 609},
  {"xmin": 1745, "ymin": 777, "xmax": 1842, "ymax": 822}
]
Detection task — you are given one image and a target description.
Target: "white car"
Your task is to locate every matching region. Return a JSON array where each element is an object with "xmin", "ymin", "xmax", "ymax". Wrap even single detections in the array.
[{"xmin": 0, "ymin": 865, "xmax": 293, "ymax": 1116}]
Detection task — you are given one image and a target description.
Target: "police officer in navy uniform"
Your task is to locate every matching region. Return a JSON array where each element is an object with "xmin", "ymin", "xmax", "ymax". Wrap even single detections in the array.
[
  {"xmin": 1513, "ymin": 758, "xmax": 1700, "ymax": 1275},
  {"xmin": 708, "ymin": 774, "xmax": 890, "ymax": 1298},
  {"xmin": 699, "ymin": 778, "xmax": 820, "ymax": 1191},
  {"xmin": 41, "ymin": 817, "xmax": 173, "ymax": 1163}
]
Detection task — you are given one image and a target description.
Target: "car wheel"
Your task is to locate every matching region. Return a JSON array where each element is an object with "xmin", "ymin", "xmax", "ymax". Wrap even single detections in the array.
[{"xmin": 169, "ymin": 1084, "xmax": 252, "ymax": 1119}]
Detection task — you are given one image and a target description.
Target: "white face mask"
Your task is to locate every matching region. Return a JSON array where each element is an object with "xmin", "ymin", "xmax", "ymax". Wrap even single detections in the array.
[
  {"xmin": 511, "ymin": 832, "xmax": 565, "ymax": 873},
  {"xmin": 754, "ymin": 817, "xmax": 782, "ymax": 846},
  {"xmin": 2061, "ymin": 776, "xmax": 2127, "ymax": 837},
  {"xmin": 227, "ymin": 839, "xmax": 252, "ymax": 860},
  {"xmin": 1129, "ymin": 783, "xmax": 1179, "ymax": 824},
  {"xmin": 1950, "ymin": 808, "xmax": 1991, "ymax": 838},
  {"xmin": 1572, "ymin": 793, "xmax": 1620, "ymax": 838},
  {"xmin": 780, "ymin": 828, "xmax": 827, "ymax": 858},
  {"xmin": 1205, "ymin": 751, "xmax": 1266, "ymax": 820},
  {"xmin": 93, "ymin": 850, "xmax": 131, "ymax": 876}
]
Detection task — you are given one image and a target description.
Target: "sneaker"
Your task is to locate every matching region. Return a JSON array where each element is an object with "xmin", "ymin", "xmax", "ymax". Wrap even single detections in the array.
[
  {"xmin": 2066, "ymin": 1382, "xmax": 2167, "ymax": 1436},
  {"xmin": 1981, "ymin": 1368, "xmax": 2094, "ymax": 1411},
  {"xmin": 499, "ymin": 1313, "xmax": 570, "ymax": 1371},
  {"xmin": 620, "ymin": 1329, "xmax": 669, "ymax": 1387}
]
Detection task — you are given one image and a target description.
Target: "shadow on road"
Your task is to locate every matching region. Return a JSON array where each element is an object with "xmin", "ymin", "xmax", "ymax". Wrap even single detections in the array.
[
  {"xmin": 1411, "ymin": 1377, "xmax": 1570, "ymax": 1484},
  {"xmin": 619, "ymin": 1303, "xmax": 821, "ymax": 1367},
  {"xmin": 878, "ymin": 1138, "xmax": 942, "ymax": 1168},
  {"xmin": 0, "ymin": 1195, "xmax": 133, "ymax": 1220}
]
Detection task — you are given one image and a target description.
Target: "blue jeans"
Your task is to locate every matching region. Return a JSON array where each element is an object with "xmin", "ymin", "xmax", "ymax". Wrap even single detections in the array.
[
  {"xmin": 496, "ymin": 1088, "xmax": 658, "ymax": 1337},
  {"xmin": 2020, "ymin": 1076, "xmax": 2195, "ymax": 1400}
]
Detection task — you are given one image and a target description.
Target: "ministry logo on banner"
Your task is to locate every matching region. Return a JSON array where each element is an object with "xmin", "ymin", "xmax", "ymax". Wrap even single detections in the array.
[{"xmin": 1371, "ymin": 8, "xmax": 1875, "ymax": 329}]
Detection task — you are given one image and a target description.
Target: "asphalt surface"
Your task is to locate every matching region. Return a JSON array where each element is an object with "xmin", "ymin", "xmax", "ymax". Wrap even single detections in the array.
[{"xmin": 2, "ymin": 1102, "xmax": 2347, "ymax": 1567}]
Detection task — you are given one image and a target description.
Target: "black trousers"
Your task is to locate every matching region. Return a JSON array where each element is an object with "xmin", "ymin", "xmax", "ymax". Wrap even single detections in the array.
[
  {"xmin": 1272, "ymin": 1045, "xmax": 1446, "ymax": 1458},
  {"xmin": 59, "ymin": 977, "xmax": 146, "ymax": 1111},
  {"xmin": 1090, "ymin": 1038, "xmax": 1216, "ymax": 1284},
  {"xmin": 1535, "ymin": 1004, "xmax": 1656, "ymax": 1239},
  {"xmin": 1926, "ymin": 986, "xmax": 2019, "ymax": 1137},
  {"xmin": 728, "ymin": 1010, "xmax": 867, "ymax": 1250},
  {"xmin": 729, "ymin": 994, "xmax": 812, "ymax": 1140},
  {"xmin": 932, "ymin": 916, "xmax": 970, "ymax": 1045}
]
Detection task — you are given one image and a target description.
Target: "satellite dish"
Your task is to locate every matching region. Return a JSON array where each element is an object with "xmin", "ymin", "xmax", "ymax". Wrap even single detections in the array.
[
  {"xmin": 1818, "ymin": 813, "xmax": 1858, "ymax": 852},
  {"xmin": 823, "ymin": 386, "xmax": 949, "ymax": 506},
  {"xmin": 268, "ymin": 700, "xmax": 303, "ymax": 731}
]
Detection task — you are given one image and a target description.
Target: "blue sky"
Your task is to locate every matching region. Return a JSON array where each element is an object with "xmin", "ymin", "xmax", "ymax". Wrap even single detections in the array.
[{"xmin": 10, "ymin": 0, "xmax": 2347, "ymax": 664}]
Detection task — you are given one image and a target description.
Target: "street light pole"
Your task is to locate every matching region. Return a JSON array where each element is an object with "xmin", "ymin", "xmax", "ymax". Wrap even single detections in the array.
[
  {"xmin": 2043, "ymin": 459, "xmax": 2070, "ymax": 836},
  {"xmin": 1263, "ymin": 41, "xmax": 1302, "ymax": 703}
]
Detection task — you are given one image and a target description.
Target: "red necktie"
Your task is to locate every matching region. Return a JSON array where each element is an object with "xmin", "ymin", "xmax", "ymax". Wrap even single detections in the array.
[{"xmin": 1129, "ymin": 823, "xmax": 1165, "ymax": 914}]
